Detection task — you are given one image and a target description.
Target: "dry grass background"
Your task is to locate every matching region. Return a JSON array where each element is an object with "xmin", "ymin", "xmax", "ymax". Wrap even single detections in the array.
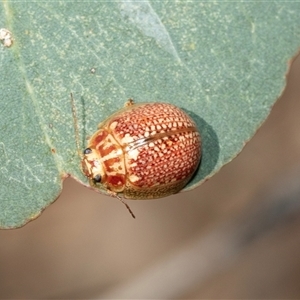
[{"xmin": 1, "ymin": 54, "xmax": 300, "ymax": 299}]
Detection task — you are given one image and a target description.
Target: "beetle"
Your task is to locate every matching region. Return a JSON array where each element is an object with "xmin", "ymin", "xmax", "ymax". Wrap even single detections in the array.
[{"xmin": 80, "ymin": 99, "xmax": 201, "ymax": 200}]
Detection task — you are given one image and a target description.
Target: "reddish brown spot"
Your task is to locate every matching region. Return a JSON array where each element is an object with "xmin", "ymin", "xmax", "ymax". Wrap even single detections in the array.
[
  {"xmin": 93, "ymin": 130, "xmax": 108, "ymax": 145},
  {"xmin": 103, "ymin": 157, "xmax": 121, "ymax": 172},
  {"xmin": 98, "ymin": 144, "xmax": 118, "ymax": 157},
  {"xmin": 51, "ymin": 148, "xmax": 56, "ymax": 153},
  {"xmin": 107, "ymin": 174, "xmax": 126, "ymax": 187}
]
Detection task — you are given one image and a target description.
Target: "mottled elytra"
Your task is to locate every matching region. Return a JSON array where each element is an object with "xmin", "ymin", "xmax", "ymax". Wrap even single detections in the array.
[{"xmin": 81, "ymin": 99, "xmax": 201, "ymax": 200}]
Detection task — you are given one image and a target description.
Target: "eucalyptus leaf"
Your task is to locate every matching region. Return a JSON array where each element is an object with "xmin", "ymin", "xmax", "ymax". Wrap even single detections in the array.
[{"xmin": 0, "ymin": 1, "xmax": 299, "ymax": 228}]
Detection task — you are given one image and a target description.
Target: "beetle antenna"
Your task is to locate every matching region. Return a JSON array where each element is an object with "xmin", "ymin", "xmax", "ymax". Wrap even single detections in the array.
[
  {"xmin": 117, "ymin": 195, "xmax": 136, "ymax": 219},
  {"xmin": 70, "ymin": 93, "xmax": 82, "ymax": 158},
  {"xmin": 107, "ymin": 190, "xmax": 136, "ymax": 218}
]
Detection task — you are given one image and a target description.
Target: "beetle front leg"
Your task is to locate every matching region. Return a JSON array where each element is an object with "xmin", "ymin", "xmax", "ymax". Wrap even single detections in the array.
[{"xmin": 124, "ymin": 98, "xmax": 135, "ymax": 107}]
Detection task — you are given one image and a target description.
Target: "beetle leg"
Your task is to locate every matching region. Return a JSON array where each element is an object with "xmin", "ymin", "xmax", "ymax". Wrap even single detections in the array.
[{"xmin": 124, "ymin": 98, "xmax": 135, "ymax": 107}]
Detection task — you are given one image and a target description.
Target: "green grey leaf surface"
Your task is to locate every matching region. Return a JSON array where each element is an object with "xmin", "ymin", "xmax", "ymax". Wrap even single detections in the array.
[{"xmin": 0, "ymin": 1, "xmax": 299, "ymax": 228}]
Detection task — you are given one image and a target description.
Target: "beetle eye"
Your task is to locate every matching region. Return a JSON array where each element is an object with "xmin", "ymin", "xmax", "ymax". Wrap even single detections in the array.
[
  {"xmin": 83, "ymin": 148, "xmax": 92, "ymax": 155},
  {"xmin": 93, "ymin": 174, "xmax": 101, "ymax": 183}
]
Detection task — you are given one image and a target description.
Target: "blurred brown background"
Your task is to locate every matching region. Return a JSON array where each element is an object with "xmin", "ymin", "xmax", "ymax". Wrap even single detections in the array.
[{"xmin": 1, "ymin": 54, "xmax": 300, "ymax": 299}]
